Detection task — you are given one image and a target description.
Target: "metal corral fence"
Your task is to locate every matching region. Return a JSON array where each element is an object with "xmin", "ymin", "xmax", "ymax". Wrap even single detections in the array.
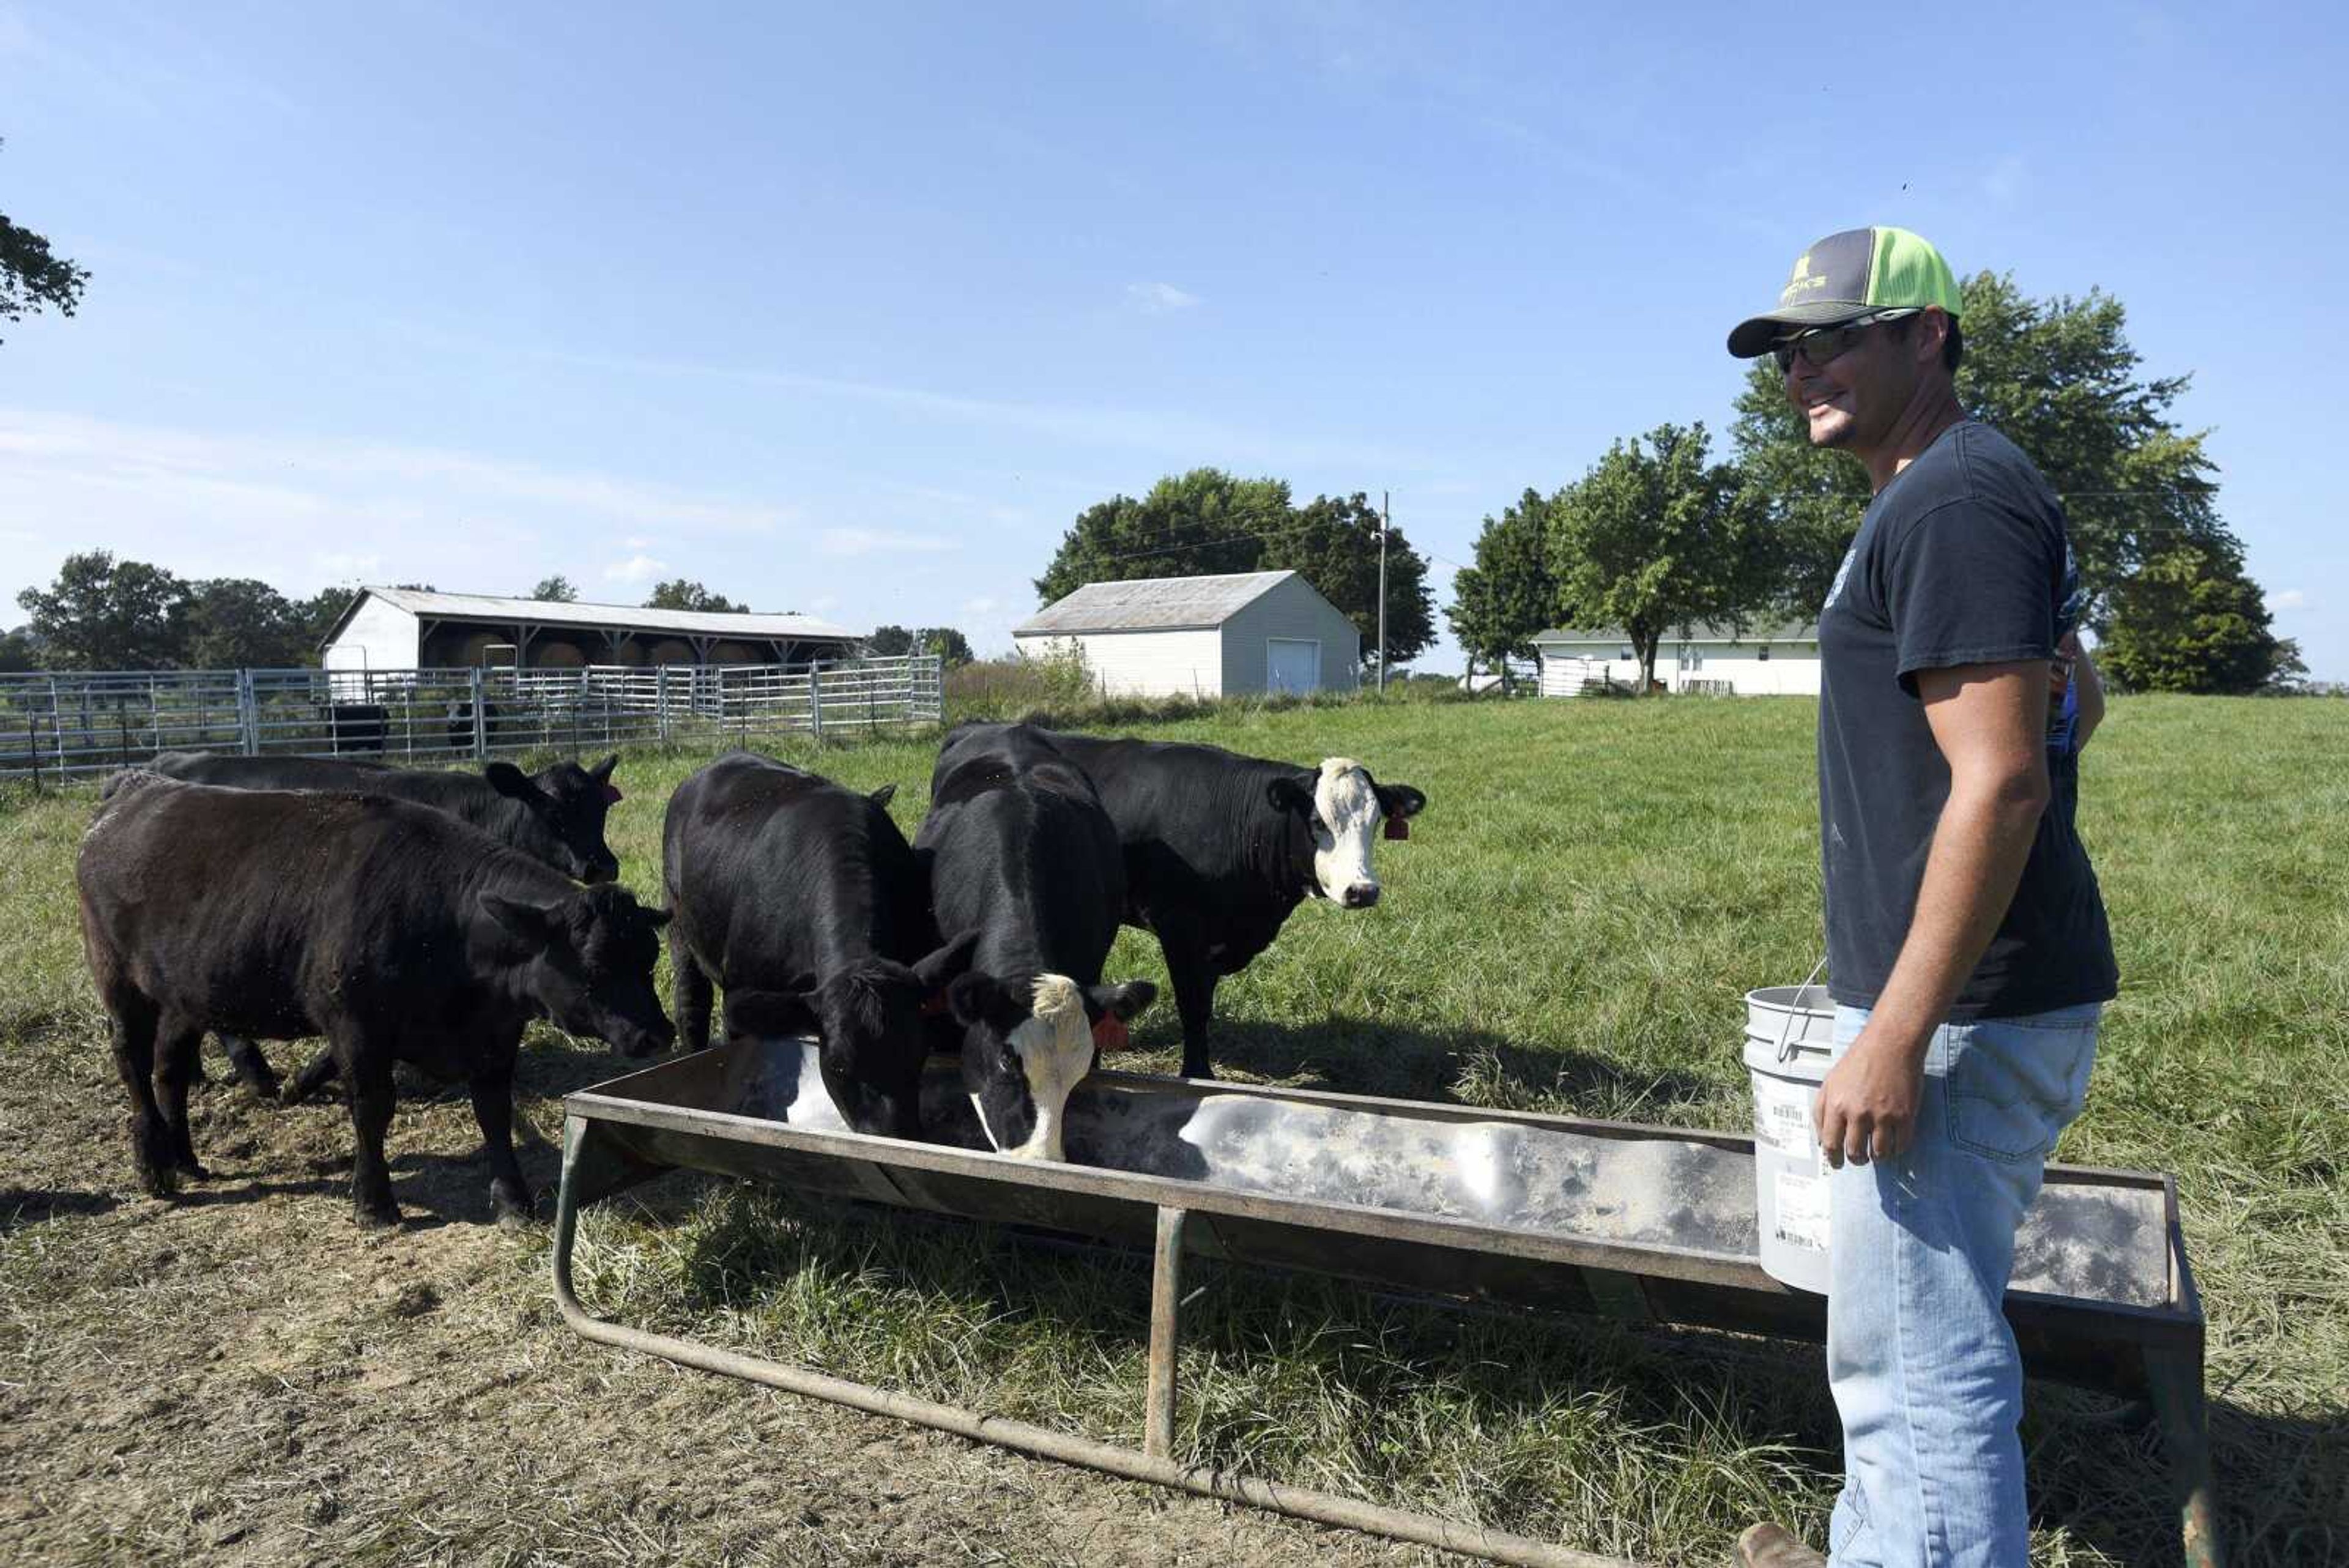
[{"xmin": 0, "ymin": 656, "xmax": 943, "ymax": 783}]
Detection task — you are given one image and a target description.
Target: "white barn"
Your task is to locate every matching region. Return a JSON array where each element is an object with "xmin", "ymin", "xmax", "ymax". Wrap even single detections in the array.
[
  {"xmin": 1014, "ymin": 571, "xmax": 1361, "ymax": 699},
  {"xmin": 1533, "ymin": 622, "xmax": 1821, "ymax": 697},
  {"xmin": 319, "ymin": 587, "xmax": 863, "ymax": 674}
]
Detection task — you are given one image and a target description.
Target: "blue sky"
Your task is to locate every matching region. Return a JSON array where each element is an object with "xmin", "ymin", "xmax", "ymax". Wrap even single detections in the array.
[{"xmin": 2, "ymin": 1, "xmax": 2340, "ymax": 677}]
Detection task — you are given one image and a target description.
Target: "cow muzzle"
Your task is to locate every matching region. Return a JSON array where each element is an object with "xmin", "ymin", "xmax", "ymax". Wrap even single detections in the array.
[{"xmin": 1339, "ymin": 882, "xmax": 1380, "ymax": 909}]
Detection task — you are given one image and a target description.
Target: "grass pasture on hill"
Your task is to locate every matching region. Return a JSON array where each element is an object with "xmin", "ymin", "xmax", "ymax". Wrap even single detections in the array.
[{"xmin": 1, "ymin": 695, "xmax": 2342, "ymax": 1566}]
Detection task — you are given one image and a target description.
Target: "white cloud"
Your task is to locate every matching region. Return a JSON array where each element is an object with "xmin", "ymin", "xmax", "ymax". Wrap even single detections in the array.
[
  {"xmin": 314, "ymin": 551, "xmax": 382, "ymax": 578},
  {"xmin": 2269, "ymin": 589, "xmax": 2309, "ymax": 612},
  {"xmin": 623, "ymin": 535, "xmax": 653, "ymax": 550},
  {"xmin": 1125, "ymin": 281, "xmax": 1201, "ymax": 314},
  {"xmin": 817, "ymin": 528, "xmax": 960, "ymax": 558},
  {"xmin": 602, "ymin": 554, "xmax": 666, "ymax": 584}
]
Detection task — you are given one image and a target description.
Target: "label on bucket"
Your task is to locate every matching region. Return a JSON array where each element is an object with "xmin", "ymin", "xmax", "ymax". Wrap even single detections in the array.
[
  {"xmin": 1772, "ymin": 1171, "xmax": 1831, "ymax": 1252},
  {"xmin": 1753, "ymin": 1077, "xmax": 1815, "ymax": 1156}
]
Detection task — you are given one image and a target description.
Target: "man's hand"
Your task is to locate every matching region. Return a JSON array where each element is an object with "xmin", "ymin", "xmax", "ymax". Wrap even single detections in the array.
[{"xmin": 1813, "ymin": 1026, "xmax": 1926, "ymax": 1167}]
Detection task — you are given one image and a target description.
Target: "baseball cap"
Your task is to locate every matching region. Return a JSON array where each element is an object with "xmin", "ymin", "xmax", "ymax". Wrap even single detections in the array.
[{"xmin": 1726, "ymin": 226, "xmax": 1962, "ymax": 359}]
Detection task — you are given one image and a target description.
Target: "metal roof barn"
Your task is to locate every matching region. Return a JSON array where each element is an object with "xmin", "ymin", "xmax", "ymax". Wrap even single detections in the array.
[
  {"xmin": 319, "ymin": 587, "xmax": 864, "ymax": 673},
  {"xmin": 1014, "ymin": 571, "xmax": 1360, "ymax": 698}
]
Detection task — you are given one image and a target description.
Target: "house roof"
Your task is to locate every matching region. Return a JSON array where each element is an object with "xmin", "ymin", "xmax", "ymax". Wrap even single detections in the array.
[
  {"xmin": 1533, "ymin": 621, "xmax": 1819, "ymax": 646},
  {"xmin": 1015, "ymin": 571, "xmax": 1323, "ymax": 634},
  {"xmin": 322, "ymin": 587, "xmax": 863, "ymax": 648}
]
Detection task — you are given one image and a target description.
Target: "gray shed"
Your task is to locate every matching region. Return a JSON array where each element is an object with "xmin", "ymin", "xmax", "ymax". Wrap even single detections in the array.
[{"xmin": 1014, "ymin": 571, "xmax": 1360, "ymax": 698}]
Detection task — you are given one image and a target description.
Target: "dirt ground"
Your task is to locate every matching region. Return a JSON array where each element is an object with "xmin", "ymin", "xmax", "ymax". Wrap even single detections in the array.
[{"xmin": 1, "ymin": 1029, "xmax": 1478, "ymax": 1568}]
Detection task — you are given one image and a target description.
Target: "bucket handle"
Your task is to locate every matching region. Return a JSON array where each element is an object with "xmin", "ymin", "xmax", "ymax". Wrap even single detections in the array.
[{"xmin": 1774, "ymin": 955, "xmax": 1829, "ymax": 1063}]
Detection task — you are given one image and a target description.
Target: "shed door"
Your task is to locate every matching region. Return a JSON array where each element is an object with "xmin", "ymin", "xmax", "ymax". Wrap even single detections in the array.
[{"xmin": 1266, "ymin": 638, "xmax": 1321, "ymax": 694}]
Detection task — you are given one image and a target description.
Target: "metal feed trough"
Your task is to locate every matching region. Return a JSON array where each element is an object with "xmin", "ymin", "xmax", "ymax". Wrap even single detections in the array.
[{"xmin": 555, "ymin": 1039, "xmax": 2220, "ymax": 1568}]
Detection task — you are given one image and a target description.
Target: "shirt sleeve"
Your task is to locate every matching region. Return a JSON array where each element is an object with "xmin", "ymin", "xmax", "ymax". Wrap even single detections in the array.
[{"xmin": 1883, "ymin": 495, "xmax": 2059, "ymax": 694}]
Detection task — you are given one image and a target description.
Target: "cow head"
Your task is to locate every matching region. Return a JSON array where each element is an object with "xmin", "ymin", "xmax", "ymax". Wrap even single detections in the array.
[
  {"xmin": 945, "ymin": 971, "xmax": 1156, "ymax": 1161},
  {"xmin": 482, "ymin": 883, "xmax": 677, "ymax": 1057},
  {"xmin": 485, "ymin": 754, "xmax": 624, "ymax": 884},
  {"xmin": 1266, "ymin": 757, "xmax": 1427, "ymax": 908},
  {"xmin": 720, "ymin": 931, "xmax": 982, "ymax": 1139}
]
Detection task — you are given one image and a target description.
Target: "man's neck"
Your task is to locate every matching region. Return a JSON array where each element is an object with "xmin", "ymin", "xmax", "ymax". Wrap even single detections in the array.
[{"xmin": 1858, "ymin": 386, "xmax": 1967, "ymax": 492}]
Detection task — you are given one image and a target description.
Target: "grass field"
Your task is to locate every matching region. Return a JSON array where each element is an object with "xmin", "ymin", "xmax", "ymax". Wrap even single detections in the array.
[{"xmin": 2, "ymin": 694, "xmax": 2343, "ymax": 1565}]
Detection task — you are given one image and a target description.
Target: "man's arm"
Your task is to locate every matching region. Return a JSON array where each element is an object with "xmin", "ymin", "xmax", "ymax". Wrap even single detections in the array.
[{"xmin": 1813, "ymin": 660, "xmax": 2052, "ymax": 1166}]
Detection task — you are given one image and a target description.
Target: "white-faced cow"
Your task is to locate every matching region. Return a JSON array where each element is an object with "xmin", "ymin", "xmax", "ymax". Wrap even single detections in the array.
[
  {"xmin": 952, "ymin": 724, "xmax": 1425, "ymax": 1079},
  {"xmin": 662, "ymin": 752, "xmax": 979, "ymax": 1140},
  {"xmin": 917, "ymin": 725, "xmax": 1157, "ymax": 1161},
  {"xmin": 126, "ymin": 750, "xmax": 627, "ymax": 1101},
  {"xmin": 78, "ymin": 773, "xmax": 674, "ymax": 1227}
]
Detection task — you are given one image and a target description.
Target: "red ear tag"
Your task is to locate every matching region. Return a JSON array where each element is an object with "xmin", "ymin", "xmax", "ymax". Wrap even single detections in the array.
[
  {"xmin": 1384, "ymin": 816, "xmax": 1409, "ymax": 841},
  {"xmin": 601, "ymin": 784, "xmax": 624, "ymax": 804},
  {"xmin": 1091, "ymin": 1014, "xmax": 1131, "ymax": 1052},
  {"xmin": 919, "ymin": 992, "xmax": 950, "ymax": 1017}
]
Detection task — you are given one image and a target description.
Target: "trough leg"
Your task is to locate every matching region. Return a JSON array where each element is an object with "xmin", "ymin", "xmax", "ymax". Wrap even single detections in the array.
[
  {"xmin": 2146, "ymin": 1340, "xmax": 2224, "ymax": 1568},
  {"xmin": 1146, "ymin": 1206, "xmax": 1188, "ymax": 1459}
]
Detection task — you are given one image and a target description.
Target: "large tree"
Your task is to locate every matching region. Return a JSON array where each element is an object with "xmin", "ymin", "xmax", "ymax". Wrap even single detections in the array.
[
  {"xmin": 1546, "ymin": 423, "xmax": 1773, "ymax": 694},
  {"xmin": 181, "ymin": 577, "xmax": 310, "ymax": 669},
  {"xmin": 1036, "ymin": 469, "xmax": 1434, "ymax": 671},
  {"xmin": 644, "ymin": 578, "xmax": 745, "ymax": 613},
  {"xmin": 529, "ymin": 574, "xmax": 580, "ymax": 603},
  {"xmin": 916, "ymin": 626, "xmax": 975, "ymax": 667},
  {"xmin": 1, "ymin": 143, "xmax": 90, "ymax": 346},
  {"xmin": 2097, "ymin": 538, "xmax": 2299, "ymax": 694},
  {"xmin": 15, "ymin": 552, "xmax": 190, "ymax": 670},
  {"xmin": 1732, "ymin": 270, "xmax": 2257, "ymax": 643},
  {"xmin": 1446, "ymin": 488, "xmax": 1559, "ymax": 688}
]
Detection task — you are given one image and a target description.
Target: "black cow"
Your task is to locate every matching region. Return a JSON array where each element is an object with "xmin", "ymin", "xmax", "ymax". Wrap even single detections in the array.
[
  {"xmin": 918, "ymin": 725, "xmax": 1156, "ymax": 1160},
  {"xmin": 968, "ymin": 724, "xmax": 1425, "ymax": 1079},
  {"xmin": 445, "ymin": 699, "xmax": 505, "ymax": 751},
  {"xmin": 130, "ymin": 750, "xmax": 628, "ymax": 1100},
  {"xmin": 663, "ymin": 752, "xmax": 978, "ymax": 1140},
  {"xmin": 323, "ymin": 703, "xmax": 388, "ymax": 753},
  {"xmin": 78, "ymin": 773, "xmax": 674, "ymax": 1226}
]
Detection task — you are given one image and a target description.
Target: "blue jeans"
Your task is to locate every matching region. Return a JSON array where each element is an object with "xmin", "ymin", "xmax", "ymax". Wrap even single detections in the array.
[{"xmin": 1825, "ymin": 1002, "xmax": 2101, "ymax": 1568}]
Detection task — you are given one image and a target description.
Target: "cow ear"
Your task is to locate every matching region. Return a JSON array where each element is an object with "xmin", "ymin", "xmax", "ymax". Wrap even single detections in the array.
[
  {"xmin": 867, "ymin": 782, "xmax": 899, "ymax": 811},
  {"xmin": 480, "ymin": 891, "xmax": 558, "ymax": 943},
  {"xmin": 1266, "ymin": 775, "xmax": 1314, "ymax": 815},
  {"xmin": 910, "ymin": 928, "xmax": 981, "ymax": 991},
  {"xmin": 1083, "ymin": 979, "xmax": 1158, "ymax": 1022},
  {"xmin": 722, "ymin": 987, "xmax": 812, "ymax": 1041},
  {"xmin": 484, "ymin": 762, "xmax": 534, "ymax": 798},
  {"xmin": 588, "ymin": 754, "xmax": 618, "ymax": 783},
  {"xmin": 1375, "ymin": 782, "xmax": 1426, "ymax": 820}
]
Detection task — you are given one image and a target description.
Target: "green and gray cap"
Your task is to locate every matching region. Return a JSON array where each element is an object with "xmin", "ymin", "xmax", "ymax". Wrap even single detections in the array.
[{"xmin": 1726, "ymin": 226, "xmax": 1962, "ymax": 359}]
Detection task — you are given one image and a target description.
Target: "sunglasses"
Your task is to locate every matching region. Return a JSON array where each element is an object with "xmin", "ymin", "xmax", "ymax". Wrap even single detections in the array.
[{"xmin": 1772, "ymin": 308, "xmax": 1921, "ymax": 374}]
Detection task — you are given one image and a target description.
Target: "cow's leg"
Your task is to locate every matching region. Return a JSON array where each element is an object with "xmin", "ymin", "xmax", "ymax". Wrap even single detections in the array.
[
  {"xmin": 217, "ymin": 1032, "xmax": 283, "ymax": 1101},
  {"xmin": 153, "ymin": 1017, "xmax": 209, "ymax": 1180},
  {"xmin": 105, "ymin": 994, "xmax": 175, "ymax": 1198},
  {"xmin": 282, "ymin": 1046, "xmax": 343, "ymax": 1105},
  {"xmin": 467, "ymin": 1042, "xmax": 533, "ymax": 1220},
  {"xmin": 670, "ymin": 926, "xmax": 714, "ymax": 1055},
  {"xmin": 1163, "ymin": 940, "xmax": 1221, "ymax": 1080},
  {"xmin": 336, "ymin": 1033, "xmax": 401, "ymax": 1227}
]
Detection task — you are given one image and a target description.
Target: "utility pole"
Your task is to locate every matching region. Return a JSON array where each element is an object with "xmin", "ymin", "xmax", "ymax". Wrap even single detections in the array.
[{"xmin": 1376, "ymin": 490, "xmax": 1390, "ymax": 694}]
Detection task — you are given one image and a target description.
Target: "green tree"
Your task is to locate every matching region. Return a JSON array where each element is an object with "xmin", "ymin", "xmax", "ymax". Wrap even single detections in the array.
[
  {"xmin": 530, "ymin": 574, "xmax": 580, "ymax": 603},
  {"xmin": 1036, "ymin": 470, "xmax": 1433, "ymax": 671},
  {"xmin": 1546, "ymin": 423, "xmax": 1773, "ymax": 694},
  {"xmin": 1732, "ymin": 271, "xmax": 2241, "ymax": 626},
  {"xmin": 2098, "ymin": 538, "xmax": 2297, "ymax": 694},
  {"xmin": 0, "ymin": 625, "xmax": 39, "ymax": 672},
  {"xmin": 644, "ymin": 579, "xmax": 746, "ymax": 613},
  {"xmin": 1, "ymin": 143, "xmax": 90, "ymax": 347},
  {"xmin": 915, "ymin": 626, "xmax": 976, "ymax": 667},
  {"xmin": 865, "ymin": 625, "xmax": 915, "ymax": 656},
  {"xmin": 15, "ymin": 552, "xmax": 190, "ymax": 670},
  {"xmin": 1446, "ymin": 488, "xmax": 1559, "ymax": 688},
  {"xmin": 182, "ymin": 578, "xmax": 309, "ymax": 668},
  {"xmin": 1035, "ymin": 469, "xmax": 1290, "ymax": 605}
]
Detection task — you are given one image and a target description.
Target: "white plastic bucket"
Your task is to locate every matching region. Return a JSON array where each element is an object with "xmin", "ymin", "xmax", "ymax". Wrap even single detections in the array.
[{"xmin": 1743, "ymin": 983, "xmax": 1838, "ymax": 1293}]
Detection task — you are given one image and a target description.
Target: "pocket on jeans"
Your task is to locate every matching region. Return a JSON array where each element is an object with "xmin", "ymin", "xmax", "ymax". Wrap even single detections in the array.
[{"xmin": 1945, "ymin": 1009, "xmax": 2100, "ymax": 1162}]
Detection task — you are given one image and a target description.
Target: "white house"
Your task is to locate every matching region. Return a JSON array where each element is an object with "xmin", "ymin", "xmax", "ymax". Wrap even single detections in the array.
[
  {"xmin": 319, "ymin": 587, "xmax": 863, "ymax": 674},
  {"xmin": 1533, "ymin": 622, "xmax": 1821, "ymax": 697},
  {"xmin": 1014, "ymin": 571, "xmax": 1360, "ymax": 698}
]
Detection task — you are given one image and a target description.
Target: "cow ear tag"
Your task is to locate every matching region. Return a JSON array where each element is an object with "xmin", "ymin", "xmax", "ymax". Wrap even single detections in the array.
[
  {"xmin": 1383, "ymin": 817, "xmax": 1409, "ymax": 841},
  {"xmin": 1091, "ymin": 1014, "xmax": 1131, "ymax": 1052}
]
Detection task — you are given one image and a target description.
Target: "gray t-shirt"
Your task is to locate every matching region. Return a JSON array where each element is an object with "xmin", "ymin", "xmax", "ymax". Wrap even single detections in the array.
[{"xmin": 1816, "ymin": 420, "xmax": 2117, "ymax": 1019}]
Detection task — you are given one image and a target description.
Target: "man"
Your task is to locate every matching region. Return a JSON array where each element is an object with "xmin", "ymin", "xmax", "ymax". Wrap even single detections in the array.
[{"xmin": 1723, "ymin": 228, "xmax": 2118, "ymax": 1567}]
